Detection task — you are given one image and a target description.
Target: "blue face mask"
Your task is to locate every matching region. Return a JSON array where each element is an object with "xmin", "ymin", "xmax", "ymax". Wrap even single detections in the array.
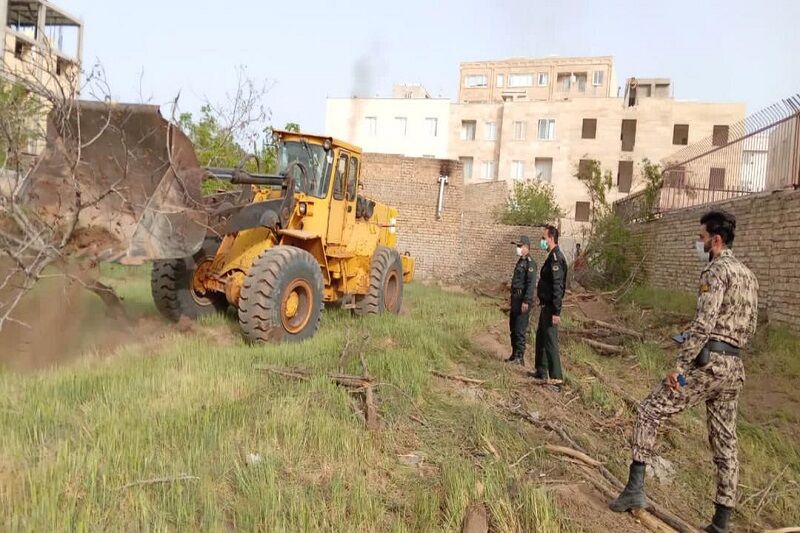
[{"xmin": 539, "ymin": 239, "xmax": 548, "ymax": 251}]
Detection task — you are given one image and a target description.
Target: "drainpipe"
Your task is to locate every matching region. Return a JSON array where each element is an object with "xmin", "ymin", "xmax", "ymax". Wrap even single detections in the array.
[{"xmin": 436, "ymin": 174, "xmax": 448, "ymax": 219}]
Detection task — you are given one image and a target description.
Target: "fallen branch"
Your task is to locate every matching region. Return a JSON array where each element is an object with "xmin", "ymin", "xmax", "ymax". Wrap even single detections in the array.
[
  {"xmin": 255, "ymin": 365, "xmax": 375, "ymax": 388},
  {"xmin": 118, "ymin": 474, "xmax": 199, "ymax": 490},
  {"xmin": 255, "ymin": 364, "xmax": 379, "ymax": 428},
  {"xmin": 431, "ymin": 370, "xmax": 485, "ymax": 385},
  {"xmin": 572, "ymin": 316, "xmax": 644, "ymax": 340},
  {"xmin": 764, "ymin": 528, "xmax": 800, "ymax": 533},
  {"xmin": 544, "ymin": 444, "xmax": 603, "ymax": 467},
  {"xmin": 581, "ymin": 338, "xmax": 625, "ymax": 355},
  {"xmin": 510, "ymin": 406, "xmax": 697, "ymax": 533}
]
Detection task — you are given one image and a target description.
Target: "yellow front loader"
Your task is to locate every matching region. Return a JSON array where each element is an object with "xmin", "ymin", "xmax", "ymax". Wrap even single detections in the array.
[
  {"xmin": 26, "ymin": 103, "xmax": 415, "ymax": 342},
  {"xmin": 151, "ymin": 130, "xmax": 415, "ymax": 341}
]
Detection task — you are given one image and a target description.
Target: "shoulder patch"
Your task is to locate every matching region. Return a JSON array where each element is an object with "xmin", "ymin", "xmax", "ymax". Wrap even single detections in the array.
[{"xmin": 700, "ymin": 283, "xmax": 710, "ymax": 293}]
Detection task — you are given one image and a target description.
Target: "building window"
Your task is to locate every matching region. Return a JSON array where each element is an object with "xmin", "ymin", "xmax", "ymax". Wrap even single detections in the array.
[
  {"xmin": 537, "ymin": 72, "xmax": 549, "ymax": 86},
  {"xmin": 664, "ymin": 166, "xmax": 687, "ymax": 187},
  {"xmin": 709, "ymin": 167, "xmax": 726, "ymax": 190},
  {"xmin": 535, "ymin": 157, "xmax": 553, "ymax": 182},
  {"xmin": 460, "ymin": 157, "xmax": 474, "ymax": 180},
  {"xmin": 537, "ymin": 119, "xmax": 555, "ymax": 141},
  {"xmin": 482, "ymin": 160, "xmax": 496, "ymax": 180},
  {"xmin": 575, "ymin": 201, "xmax": 591, "ymax": 222},
  {"xmin": 621, "ymin": 119, "xmax": 637, "ymax": 152},
  {"xmin": 712, "ymin": 125, "xmax": 729, "ymax": 146},
  {"xmin": 512, "ymin": 160, "xmax": 525, "ymax": 180},
  {"xmin": 513, "ymin": 121, "xmax": 526, "ymax": 141},
  {"xmin": 461, "ymin": 120, "xmax": 476, "ymax": 141},
  {"xmin": 496, "ymin": 74, "xmax": 505, "ymax": 87},
  {"xmin": 618, "ymin": 161, "xmax": 634, "ymax": 193},
  {"xmin": 485, "ymin": 121, "xmax": 497, "ymax": 141},
  {"xmin": 592, "ymin": 71, "xmax": 604, "ymax": 86},
  {"xmin": 508, "ymin": 73, "xmax": 534, "ymax": 87},
  {"xmin": 574, "ymin": 73, "xmax": 587, "ymax": 92},
  {"xmin": 557, "ymin": 73, "xmax": 571, "ymax": 91},
  {"xmin": 464, "ymin": 74, "xmax": 488, "ymax": 88},
  {"xmin": 673, "ymin": 124, "xmax": 689, "ymax": 145},
  {"xmin": 426, "ymin": 117, "xmax": 438, "ymax": 137},
  {"xmin": 582, "ymin": 118, "xmax": 597, "ymax": 139},
  {"xmin": 578, "ymin": 159, "xmax": 594, "ymax": 179},
  {"xmin": 365, "ymin": 117, "xmax": 377, "ymax": 137},
  {"xmin": 395, "ymin": 117, "xmax": 407, "ymax": 137}
]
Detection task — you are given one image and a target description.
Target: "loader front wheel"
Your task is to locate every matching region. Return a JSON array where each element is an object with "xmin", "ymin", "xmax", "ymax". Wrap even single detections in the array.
[
  {"xmin": 238, "ymin": 246, "xmax": 324, "ymax": 343},
  {"xmin": 355, "ymin": 247, "xmax": 403, "ymax": 316},
  {"xmin": 151, "ymin": 239, "xmax": 228, "ymax": 321}
]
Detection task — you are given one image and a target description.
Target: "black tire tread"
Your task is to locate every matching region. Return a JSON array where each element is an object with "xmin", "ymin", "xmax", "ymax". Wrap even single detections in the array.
[
  {"xmin": 354, "ymin": 246, "xmax": 403, "ymax": 316},
  {"xmin": 238, "ymin": 245, "xmax": 324, "ymax": 343}
]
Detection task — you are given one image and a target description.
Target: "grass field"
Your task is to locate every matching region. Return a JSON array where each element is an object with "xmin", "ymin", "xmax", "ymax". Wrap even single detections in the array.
[
  {"xmin": 2, "ymin": 270, "xmax": 798, "ymax": 531},
  {"xmin": 0, "ymin": 267, "xmax": 565, "ymax": 532}
]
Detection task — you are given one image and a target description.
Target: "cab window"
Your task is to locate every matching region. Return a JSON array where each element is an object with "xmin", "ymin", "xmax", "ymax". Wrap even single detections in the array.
[
  {"xmin": 347, "ymin": 157, "xmax": 359, "ymax": 200},
  {"xmin": 333, "ymin": 153, "xmax": 348, "ymax": 200}
]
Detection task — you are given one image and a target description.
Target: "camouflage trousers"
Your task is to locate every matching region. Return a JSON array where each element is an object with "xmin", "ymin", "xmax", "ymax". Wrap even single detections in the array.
[{"xmin": 632, "ymin": 352, "xmax": 745, "ymax": 507}]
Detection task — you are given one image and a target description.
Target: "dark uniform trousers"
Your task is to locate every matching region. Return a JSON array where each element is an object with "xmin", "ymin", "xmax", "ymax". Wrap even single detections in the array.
[
  {"xmin": 534, "ymin": 246, "xmax": 567, "ymax": 380},
  {"xmin": 534, "ymin": 306, "xmax": 562, "ymax": 379},
  {"xmin": 509, "ymin": 290, "xmax": 530, "ymax": 359},
  {"xmin": 509, "ymin": 255, "xmax": 536, "ymax": 360}
]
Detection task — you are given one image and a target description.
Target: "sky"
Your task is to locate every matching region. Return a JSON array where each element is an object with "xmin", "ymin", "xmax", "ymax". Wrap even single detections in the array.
[{"xmin": 56, "ymin": 0, "xmax": 800, "ymax": 134}]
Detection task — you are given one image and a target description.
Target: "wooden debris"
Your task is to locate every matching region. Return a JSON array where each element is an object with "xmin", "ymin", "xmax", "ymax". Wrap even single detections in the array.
[
  {"xmin": 510, "ymin": 406, "xmax": 697, "ymax": 533},
  {"xmin": 118, "ymin": 474, "xmax": 199, "ymax": 490},
  {"xmin": 764, "ymin": 528, "xmax": 800, "ymax": 533},
  {"xmin": 256, "ymin": 365, "xmax": 379, "ymax": 429},
  {"xmin": 544, "ymin": 444, "xmax": 603, "ymax": 467},
  {"xmin": 581, "ymin": 338, "xmax": 625, "ymax": 355},
  {"xmin": 571, "ymin": 316, "xmax": 644, "ymax": 340},
  {"xmin": 431, "ymin": 370, "xmax": 485, "ymax": 385}
]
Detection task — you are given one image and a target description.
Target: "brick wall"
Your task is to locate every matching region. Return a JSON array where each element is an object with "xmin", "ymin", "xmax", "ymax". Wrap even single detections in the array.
[
  {"xmin": 361, "ymin": 154, "xmax": 565, "ymax": 285},
  {"xmin": 628, "ymin": 188, "xmax": 800, "ymax": 331}
]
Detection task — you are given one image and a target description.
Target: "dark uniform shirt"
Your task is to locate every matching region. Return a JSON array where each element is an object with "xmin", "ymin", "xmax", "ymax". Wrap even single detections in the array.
[
  {"xmin": 537, "ymin": 246, "xmax": 568, "ymax": 315},
  {"xmin": 511, "ymin": 255, "xmax": 536, "ymax": 305}
]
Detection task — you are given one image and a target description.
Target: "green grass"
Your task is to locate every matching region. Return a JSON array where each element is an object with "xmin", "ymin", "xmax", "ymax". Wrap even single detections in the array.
[
  {"xmin": 620, "ymin": 285, "xmax": 696, "ymax": 317},
  {"xmin": 0, "ymin": 276, "xmax": 566, "ymax": 532}
]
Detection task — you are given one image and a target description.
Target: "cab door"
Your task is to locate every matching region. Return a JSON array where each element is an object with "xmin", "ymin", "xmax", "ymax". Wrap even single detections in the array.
[
  {"xmin": 326, "ymin": 151, "xmax": 349, "ymax": 245},
  {"xmin": 340, "ymin": 155, "xmax": 359, "ymax": 244}
]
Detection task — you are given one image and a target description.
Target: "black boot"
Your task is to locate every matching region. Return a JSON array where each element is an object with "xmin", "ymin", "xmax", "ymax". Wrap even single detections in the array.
[
  {"xmin": 705, "ymin": 503, "xmax": 732, "ymax": 533},
  {"xmin": 505, "ymin": 352, "xmax": 519, "ymax": 363},
  {"xmin": 609, "ymin": 461, "xmax": 647, "ymax": 512}
]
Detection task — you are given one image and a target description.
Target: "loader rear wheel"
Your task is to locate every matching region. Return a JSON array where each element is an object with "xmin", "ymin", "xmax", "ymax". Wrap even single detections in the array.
[
  {"xmin": 151, "ymin": 239, "xmax": 228, "ymax": 322},
  {"xmin": 355, "ymin": 247, "xmax": 403, "ymax": 316},
  {"xmin": 238, "ymin": 246, "xmax": 324, "ymax": 343}
]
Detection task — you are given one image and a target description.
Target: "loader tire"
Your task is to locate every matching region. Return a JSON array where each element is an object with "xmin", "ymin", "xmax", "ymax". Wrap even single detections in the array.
[
  {"xmin": 355, "ymin": 246, "xmax": 403, "ymax": 316},
  {"xmin": 151, "ymin": 238, "xmax": 228, "ymax": 322},
  {"xmin": 238, "ymin": 246, "xmax": 324, "ymax": 343}
]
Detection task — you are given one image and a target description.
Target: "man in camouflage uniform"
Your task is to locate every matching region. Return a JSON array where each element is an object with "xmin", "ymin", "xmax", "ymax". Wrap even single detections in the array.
[{"xmin": 610, "ymin": 211, "xmax": 758, "ymax": 533}]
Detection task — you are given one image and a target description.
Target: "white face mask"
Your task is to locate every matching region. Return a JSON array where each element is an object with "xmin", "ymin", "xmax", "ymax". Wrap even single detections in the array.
[
  {"xmin": 516, "ymin": 246, "xmax": 523, "ymax": 257},
  {"xmin": 695, "ymin": 240, "xmax": 710, "ymax": 262}
]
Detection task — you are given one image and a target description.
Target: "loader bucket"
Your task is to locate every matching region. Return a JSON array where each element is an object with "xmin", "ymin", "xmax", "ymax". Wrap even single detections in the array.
[{"xmin": 25, "ymin": 100, "xmax": 208, "ymax": 264}]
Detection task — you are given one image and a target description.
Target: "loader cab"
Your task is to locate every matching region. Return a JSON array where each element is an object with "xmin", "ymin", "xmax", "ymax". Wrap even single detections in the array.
[{"xmin": 274, "ymin": 131, "xmax": 362, "ymax": 246}]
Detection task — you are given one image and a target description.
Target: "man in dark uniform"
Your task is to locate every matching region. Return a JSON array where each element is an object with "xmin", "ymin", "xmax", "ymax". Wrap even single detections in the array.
[
  {"xmin": 533, "ymin": 224, "xmax": 568, "ymax": 387},
  {"xmin": 506, "ymin": 236, "xmax": 536, "ymax": 365}
]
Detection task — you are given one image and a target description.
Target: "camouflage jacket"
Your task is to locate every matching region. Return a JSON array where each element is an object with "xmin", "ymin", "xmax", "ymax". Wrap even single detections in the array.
[{"xmin": 676, "ymin": 248, "xmax": 759, "ymax": 372}]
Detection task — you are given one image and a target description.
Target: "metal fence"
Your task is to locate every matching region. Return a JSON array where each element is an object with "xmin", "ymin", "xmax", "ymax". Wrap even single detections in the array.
[{"xmin": 615, "ymin": 94, "xmax": 800, "ymax": 222}]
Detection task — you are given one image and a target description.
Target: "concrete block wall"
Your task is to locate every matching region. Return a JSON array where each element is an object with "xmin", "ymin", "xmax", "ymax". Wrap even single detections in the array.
[{"xmin": 629, "ymin": 188, "xmax": 800, "ymax": 331}]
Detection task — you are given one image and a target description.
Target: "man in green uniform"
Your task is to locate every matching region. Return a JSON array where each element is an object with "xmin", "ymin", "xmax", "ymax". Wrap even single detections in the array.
[
  {"xmin": 506, "ymin": 236, "xmax": 536, "ymax": 365},
  {"xmin": 533, "ymin": 225, "xmax": 568, "ymax": 387},
  {"xmin": 610, "ymin": 211, "xmax": 759, "ymax": 533}
]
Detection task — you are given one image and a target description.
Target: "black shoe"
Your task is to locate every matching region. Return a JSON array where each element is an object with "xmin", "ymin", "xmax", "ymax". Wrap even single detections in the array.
[
  {"xmin": 530, "ymin": 370, "xmax": 548, "ymax": 380},
  {"xmin": 609, "ymin": 461, "xmax": 647, "ymax": 512},
  {"xmin": 704, "ymin": 503, "xmax": 732, "ymax": 533},
  {"xmin": 505, "ymin": 353, "xmax": 518, "ymax": 363}
]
